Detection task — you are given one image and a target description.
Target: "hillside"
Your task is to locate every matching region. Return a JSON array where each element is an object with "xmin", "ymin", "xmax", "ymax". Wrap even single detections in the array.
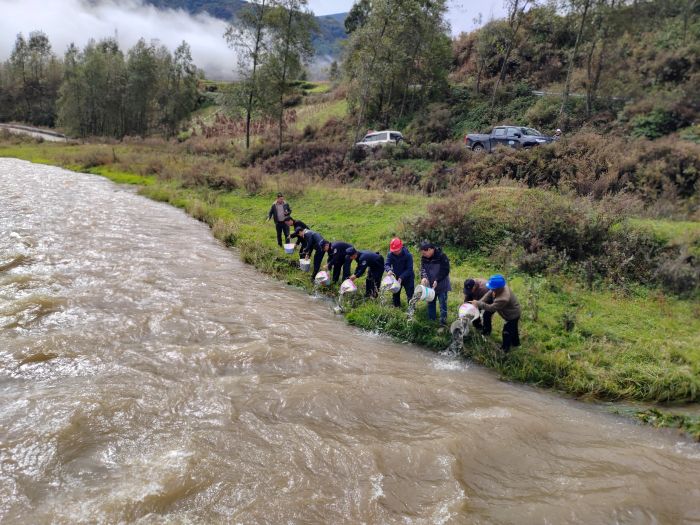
[{"xmin": 142, "ymin": 0, "xmax": 348, "ymax": 58}]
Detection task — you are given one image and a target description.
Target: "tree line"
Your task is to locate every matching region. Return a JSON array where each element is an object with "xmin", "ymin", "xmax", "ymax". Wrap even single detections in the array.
[{"xmin": 0, "ymin": 33, "xmax": 199, "ymax": 138}]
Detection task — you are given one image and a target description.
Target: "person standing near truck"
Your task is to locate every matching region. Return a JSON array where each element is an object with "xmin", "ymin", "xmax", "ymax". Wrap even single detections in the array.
[
  {"xmin": 267, "ymin": 193, "xmax": 292, "ymax": 247},
  {"xmin": 384, "ymin": 238, "xmax": 414, "ymax": 308}
]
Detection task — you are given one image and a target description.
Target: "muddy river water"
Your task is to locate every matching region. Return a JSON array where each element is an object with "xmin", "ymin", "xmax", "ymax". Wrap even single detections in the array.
[{"xmin": 1, "ymin": 158, "xmax": 699, "ymax": 524}]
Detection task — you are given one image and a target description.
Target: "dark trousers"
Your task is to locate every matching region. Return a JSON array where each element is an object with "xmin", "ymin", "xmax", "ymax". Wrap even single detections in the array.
[
  {"xmin": 331, "ymin": 259, "xmax": 351, "ymax": 283},
  {"xmin": 311, "ymin": 249, "xmax": 326, "ymax": 281},
  {"xmin": 502, "ymin": 317, "xmax": 520, "ymax": 352},
  {"xmin": 365, "ymin": 268, "xmax": 383, "ymax": 298},
  {"xmin": 427, "ymin": 291, "xmax": 449, "ymax": 324},
  {"xmin": 392, "ymin": 278, "xmax": 415, "ymax": 307},
  {"xmin": 275, "ymin": 222, "xmax": 290, "ymax": 247}
]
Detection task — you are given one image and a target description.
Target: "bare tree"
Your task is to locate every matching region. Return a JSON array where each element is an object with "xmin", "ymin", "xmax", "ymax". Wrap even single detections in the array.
[{"xmin": 559, "ymin": 0, "xmax": 592, "ymax": 126}]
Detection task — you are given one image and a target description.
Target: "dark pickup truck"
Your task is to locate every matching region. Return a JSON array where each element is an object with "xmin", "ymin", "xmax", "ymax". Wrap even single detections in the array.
[{"xmin": 465, "ymin": 126, "xmax": 554, "ymax": 152}]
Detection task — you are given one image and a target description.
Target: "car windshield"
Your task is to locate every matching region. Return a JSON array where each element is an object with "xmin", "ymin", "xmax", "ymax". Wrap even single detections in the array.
[{"xmin": 520, "ymin": 127, "xmax": 542, "ymax": 136}]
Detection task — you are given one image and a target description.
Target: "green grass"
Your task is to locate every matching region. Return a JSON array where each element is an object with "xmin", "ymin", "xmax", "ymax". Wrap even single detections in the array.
[
  {"xmin": 294, "ymin": 99, "xmax": 348, "ymax": 131},
  {"xmin": 2, "ymin": 139, "xmax": 700, "ymax": 436}
]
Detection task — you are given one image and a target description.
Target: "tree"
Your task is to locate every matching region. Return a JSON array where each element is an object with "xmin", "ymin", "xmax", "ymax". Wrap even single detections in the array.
[
  {"xmin": 489, "ymin": 0, "xmax": 532, "ymax": 112},
  {"xmin": 225, "ymin": 0, "xmax": 271, "ymax": 149},
  {"xmin": 559, "ymin": 0, "xmax": 591, "ymax": 127},
  {"xmin": 260, "ymin": 0, "xmax": 316, "ymax": 152},
  {"xmin": 344, "ymin": 0, "xmax": 452, "ymax": 139},
  {"xmin": 344, "ymin": 0, "xmax": 372, "ymax": 34}
]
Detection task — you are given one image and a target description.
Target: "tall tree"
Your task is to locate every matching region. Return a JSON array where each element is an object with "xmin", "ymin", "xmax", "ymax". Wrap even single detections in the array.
[
  {"xmin": 559, "ymin": 0, "xmax": 592, "ymax": 126},
  {"xmin": 261, "ymin": 0, "xmax": 315, "ymax": 152},
  {"xmin": 225, "ymin": 0, "xmax": 271, "ymax": 149}
]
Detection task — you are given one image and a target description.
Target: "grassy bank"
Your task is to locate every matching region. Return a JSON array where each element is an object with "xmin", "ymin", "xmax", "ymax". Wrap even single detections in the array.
[{"xmin": 3, "ymin": 139, "xmax": 699, "ymax": 411}]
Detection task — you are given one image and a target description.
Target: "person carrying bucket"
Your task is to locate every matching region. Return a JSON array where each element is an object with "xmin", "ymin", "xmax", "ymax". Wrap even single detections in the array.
[
  {"xmin": 463, "ymin": 277, "xmax": 491, "ymax": 334},
  {"xmin": 323, "ymin": 240, "xmax": 353, "ymax": 284},
  {"xmin": 285, "ymin": 217, "xmax": 309, "ymax": 256},
  {"xmin": 294, "ymin": 227, "xmax": 327, "ymax": 281},
  {"xmin": 384, "ymin": 237, "xmax": 414, "ymax": 308},
  {"xmin": 419, "ymin": 241, "xmax": 451, "ymax": 327},
  {"xmin": 346, "ymin": 247, "xmax": 384, "ymax": 298},
  {"xmin": 266, "ymin": 193, "xmax": 292, "ymax": 247},
  {"xmin": 471, "ymin": 274, "xmax": 521, "ymax": 353}
]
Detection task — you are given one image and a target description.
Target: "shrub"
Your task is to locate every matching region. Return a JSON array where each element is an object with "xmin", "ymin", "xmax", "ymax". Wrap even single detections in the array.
[
  {"xmin": 243, "ymin": 169, "xmax": 265, "ymax": 195},
  {"xmin": 654, "ymin": 250, "xmax": 700, "ymax": 296},
  {"xmin": 631, "ymin": 109, "xmax": 681, "ymax": 139}
]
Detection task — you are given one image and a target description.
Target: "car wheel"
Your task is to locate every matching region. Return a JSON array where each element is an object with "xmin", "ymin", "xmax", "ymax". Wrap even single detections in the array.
[{"xmin": 472, "ymin": 143, "xmax": 484, "ymax": 152}]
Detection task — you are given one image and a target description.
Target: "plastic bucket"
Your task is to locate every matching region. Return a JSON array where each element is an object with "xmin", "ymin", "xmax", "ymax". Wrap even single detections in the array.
[
  {"xmin": 458, "ymin": 303, "xmax": 480, "ymax": 321},
  {"xmin": 381, "ymin": 275, "xmax": 401, "ymax": 294},
  {"xmin": 340, "ymin": 279, "xmax": 357, "ymax": 294},
  {"xmin": 283, "ymin": 243, "xmax": 295, "ymax": 254},
  {"xmin": 299, "ymin": 259, "xmax": 311, "ymax": 272},
  {"xmin": 415, "ymin": 284, "xmax": 435, "ymax": 302},
  {"xmin": 315, "ymin": 270, "xmax": 331, "ymax": 286}
]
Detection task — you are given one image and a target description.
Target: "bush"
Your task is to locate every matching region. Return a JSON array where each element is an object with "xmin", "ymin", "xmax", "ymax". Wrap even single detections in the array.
[
  {"xmin": 654, "ymin": 251, "xmax": 700, "ymax": 296},
  {"xmin": 243, "ymin": 169, "xmax": 265, "ymax": 195},
  {"xmin": 631, "ymin": 109, "xmax": 681, "ymax": 139}
]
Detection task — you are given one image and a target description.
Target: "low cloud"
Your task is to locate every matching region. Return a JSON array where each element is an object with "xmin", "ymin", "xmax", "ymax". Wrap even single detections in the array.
[{"xmin": 0, "ymin": 0, "xmax": 238, "ymax": 79}]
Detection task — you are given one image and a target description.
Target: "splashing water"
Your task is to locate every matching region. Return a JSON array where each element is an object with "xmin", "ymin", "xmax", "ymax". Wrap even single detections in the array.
[{"xmin": 406, "ymin": 290, "xmax": 422, "ymax": 321}]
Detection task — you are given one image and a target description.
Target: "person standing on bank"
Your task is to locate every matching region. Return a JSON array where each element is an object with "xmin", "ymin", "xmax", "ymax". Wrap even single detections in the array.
[
  {"xmin": 419, "ymin": 242, "xmax": 451, "ymax": 326},
  {"xmin": 323, "ymin": 240, "xmax": 353, "ymax": 284},
  {"xmin": 472, "ymin": 274, "xmax": 521, "ymax": 353},
  {"xmin": 346, "ymin": 247, "xmax": 384, "ymax": 298},
  {"xmin": 267, "ymin": 193, "xmax": 292, "ymax": 247},
  {"xmin": 384, "ymin": 237, "xmax": 414, "ymax": 308}
]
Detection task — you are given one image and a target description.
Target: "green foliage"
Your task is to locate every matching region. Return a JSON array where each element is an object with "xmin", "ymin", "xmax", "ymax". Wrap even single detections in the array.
[
  {"xmin": 634, "ymin": 409, "xmax": 700, "ymax": 441},
  {"xmin": 631, "ymin": 109, "xmax": 682, "ymax": 140}
]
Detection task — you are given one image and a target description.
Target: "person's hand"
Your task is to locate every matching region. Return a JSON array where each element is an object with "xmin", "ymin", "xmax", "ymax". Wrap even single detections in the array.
[
  {"xmin": 421, "ymin": 278, "xmax": 429, "ymax": 286},
  {"xmin": 349, "ymin": 275, "xmax": 357, "ymax": 281},
  {"xmin": 432, "ymin": 281, "xmax": 437, "ymax": 289},
  {"xmin": 323, "ymin": 264, "xmax": 328, "ymax": 270},
  {"xmin": 305, "ymin": 256, "xmax": 310, "ymax": 261},
  {"xmin": 397, "ymin": 278, "xmax": 402, "ymax": 284},
  {"xmin": 470, "ymin": 300, "xmax": 478, "ymax": 306}
]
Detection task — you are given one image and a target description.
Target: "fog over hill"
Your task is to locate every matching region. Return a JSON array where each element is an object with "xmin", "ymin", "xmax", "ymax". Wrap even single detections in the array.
[{"xmin": 0, "ymin": 0, "xmax": 346, "ymax": 80}]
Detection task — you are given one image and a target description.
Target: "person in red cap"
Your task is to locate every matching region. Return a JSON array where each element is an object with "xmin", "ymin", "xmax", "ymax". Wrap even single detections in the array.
[{"xmin": 384, "ymin": 237, "xmax": 415, "ymax": 307}]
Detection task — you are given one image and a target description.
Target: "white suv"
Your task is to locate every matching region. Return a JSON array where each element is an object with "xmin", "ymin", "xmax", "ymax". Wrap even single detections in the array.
[{"xmin": 355, "ymin": 130, "xmax": 404, "ymax": 148}]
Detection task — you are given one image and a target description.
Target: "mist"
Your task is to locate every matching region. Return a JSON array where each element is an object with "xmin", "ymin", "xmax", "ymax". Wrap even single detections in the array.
[{"xmin": 0, "ymin": 0, "xmax": 238, "ymax": 80}]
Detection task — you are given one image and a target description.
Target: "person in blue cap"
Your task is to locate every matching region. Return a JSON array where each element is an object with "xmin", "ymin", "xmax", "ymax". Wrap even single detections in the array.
[
  {"xmin": 419, "ymin": 241, "xmax": 451, "ymax": 326},
  {"xmin": 346, "ymin": 246, "xmax": 384, "ymax": 298},
  {"xmin": 472, "ymin": 274, "xmax": 521, "ymax": 352},
  {"xmin": 295, "ymin": 227, "xmax": 326, "ymax": 281},
  {"xmin": 322, "ymin": 240, "xmax": 353, "ymax": 284}
]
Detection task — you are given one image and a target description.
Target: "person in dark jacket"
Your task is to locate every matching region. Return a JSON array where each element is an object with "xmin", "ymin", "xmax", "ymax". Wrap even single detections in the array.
[
  {"xmin": 419, "ymin": 241, "xmax": 451, "ymax": 326},
  {"xmin": 472, "ymin": 274, "xmax": 521, "ymax": 353},
  {"xmin": 463, "ymin": 277, "xmax": 492, "ymax": 334},
  {"xmin": 384, "ymin": 237, "xmax": 414, "ymax": 308},
  {"xmin": 295, "ymin": 227, "xmax": 326, "ymax": 280},
  {"xmin": 322, "ymin": 240, "xmax": 352, "ymax": 284},
  {"xmin": 267, "ymin": 193, "xmax": 292, "ymax": 247},
  {"xmin": 347, "ymin": 247, "xmax": 384, "ymax": 298},
  {"xmin": 285, "ymin": 217, "xmax": 309, "ymax": 256}
]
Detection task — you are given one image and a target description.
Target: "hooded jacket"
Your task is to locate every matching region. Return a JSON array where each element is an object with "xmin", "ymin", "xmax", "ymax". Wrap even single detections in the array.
[
  {"xmin": 477, "ymin": 286, "xmax": 521, "ymax": 321},
  {"xmin": 354, "ymin": 251, "xmax": 384, "ymax": 278},
  {"xmin": 420, "ymin": 247, "xmax": 451, "ymax": 294},
  {"xmin": 384, "ymin": 247, "xmax": 415, "ymax": 283}
]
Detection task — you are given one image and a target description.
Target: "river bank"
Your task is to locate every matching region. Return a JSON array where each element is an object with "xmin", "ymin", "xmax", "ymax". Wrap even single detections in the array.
[{"xmin": 1, "ymin": 138, "xmax": 699, "ymax": 439}]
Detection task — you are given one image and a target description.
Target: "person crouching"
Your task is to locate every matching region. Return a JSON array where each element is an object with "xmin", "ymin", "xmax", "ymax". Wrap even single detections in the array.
[
  {"xmin": 472, "ymin": 274, "xmax": 521, "ymax": 353},
  {"xmin": 346, "ymin": 247, "xmax": 384, "ymax": 298}
]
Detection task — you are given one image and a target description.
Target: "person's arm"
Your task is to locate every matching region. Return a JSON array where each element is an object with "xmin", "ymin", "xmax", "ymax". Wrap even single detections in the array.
[
  {"xmin": 267, "ymin": 204, "xmax": 273, "ymax": 220},
  {"xmin": 477, "ymin": 291, "xmax": 503, "ymax": 312},
  {"xmin": 285, "ymin": 203, "xmax": 292, "ymax": 216},
  {"xmin": 355, "ymin": 259, "xmax": 368, "ymax": 278},
  {"xmin": 384, "ymin": 252, "xmax": 394, "ymax": 274}
]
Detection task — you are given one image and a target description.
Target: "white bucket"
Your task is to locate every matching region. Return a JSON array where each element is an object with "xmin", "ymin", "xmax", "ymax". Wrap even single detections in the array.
[
  {"xmin": 415, "ymin": 284, "xmax": 436, "ymax": 302},
  {"xmin": 283, "ymin": 243, "xmax": 295, "ymax": 254},
  {"xmin": 458, "ymin": 303, "xmax": 480, "ymax": 321},
  {"xmin": 315, "ymin": 270, "xmax": 331, "ymax": 286},
  {"xmin": 340, "ymin": 279, "xmax": 357, "ymax": 294},
  {"xmin": 299, "ymin": 259, "xmax": 311, "ymax": 272},
  {"xmin": 381, "ymin": 275, "xmax": 402, "ymax": 294}
]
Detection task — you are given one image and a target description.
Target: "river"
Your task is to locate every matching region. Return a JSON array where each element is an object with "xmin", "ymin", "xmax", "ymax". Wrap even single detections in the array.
[{"xmin": 1, "ymin": 158, "xmax": 699, "ymax": 524}]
